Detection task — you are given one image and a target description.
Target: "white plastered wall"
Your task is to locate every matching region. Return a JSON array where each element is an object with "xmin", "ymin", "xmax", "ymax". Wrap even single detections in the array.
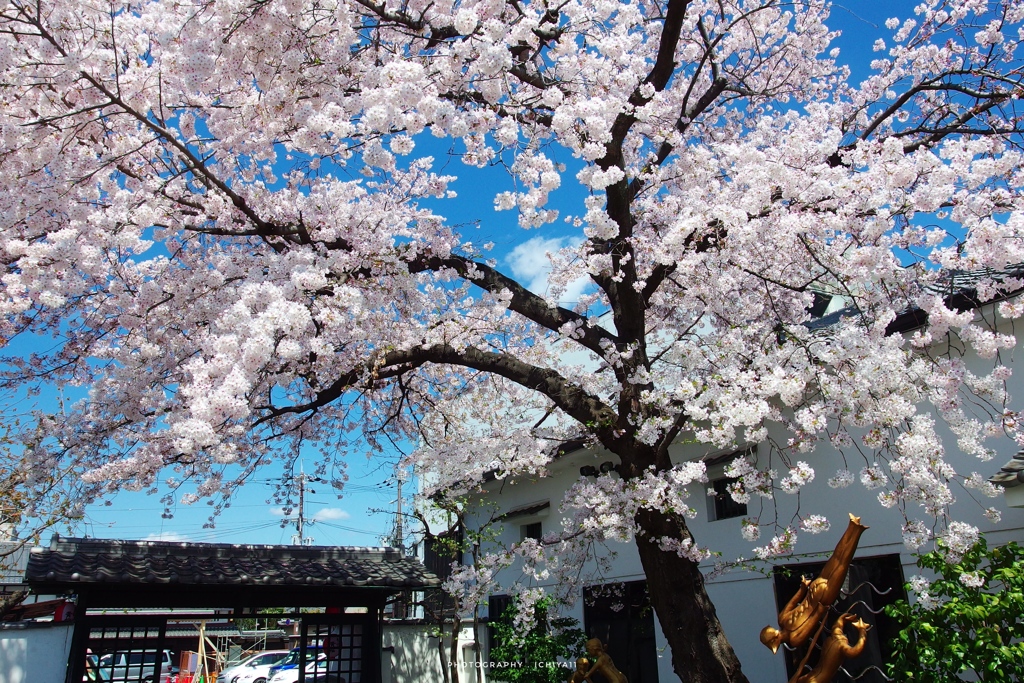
[{"xmin": 0, "ymin": 622, "xmax": 73, "ymax": 683}]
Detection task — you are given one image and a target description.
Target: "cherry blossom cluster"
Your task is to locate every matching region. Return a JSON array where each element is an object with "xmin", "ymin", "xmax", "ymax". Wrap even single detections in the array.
[
  {"xmin": 907, "ymin": 574, "xmax": 939, "ymax": 610},
  {"xmin": 1, "ymin": 0, "xmax": 1024, "ymax": 645}
]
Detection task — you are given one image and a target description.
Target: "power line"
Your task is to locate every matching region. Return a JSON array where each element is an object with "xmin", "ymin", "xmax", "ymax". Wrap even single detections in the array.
[
  {"xmin": 313, "ymin": 521, "xmax": 385, "ymax": 537},
  {"xmin": 86, "ymin": 502, "xmax": 289, "ymax": 513},
  {"xmin": 186, "ymin": 521, "xmax": 283, "ymax": 542}
]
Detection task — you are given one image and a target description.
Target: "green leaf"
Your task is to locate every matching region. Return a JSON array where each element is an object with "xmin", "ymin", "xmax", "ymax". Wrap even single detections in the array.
[{"xmin": 885, "ymin": 535, "xmax": 1024, "ymax": 683}]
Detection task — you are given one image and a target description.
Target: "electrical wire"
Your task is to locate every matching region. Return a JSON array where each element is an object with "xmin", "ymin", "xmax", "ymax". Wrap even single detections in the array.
[{"xmin": 310, "ymin": 520, "xmax": 385, "ymax": 537}]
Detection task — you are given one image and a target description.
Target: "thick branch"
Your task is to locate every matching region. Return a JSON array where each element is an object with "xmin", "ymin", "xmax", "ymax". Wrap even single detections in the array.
[
  {"xmin": 407, "ymin": 253, "xmax": 617, "ymax": 357},
  {"xmin": 267, "ymin": 344, "xmax": 617, "ymax": 437}
]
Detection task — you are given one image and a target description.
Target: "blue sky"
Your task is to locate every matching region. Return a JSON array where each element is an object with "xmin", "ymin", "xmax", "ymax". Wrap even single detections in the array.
[{"xmin": 57, "ymin": 0, "xmax": 925, "ymax": 549}]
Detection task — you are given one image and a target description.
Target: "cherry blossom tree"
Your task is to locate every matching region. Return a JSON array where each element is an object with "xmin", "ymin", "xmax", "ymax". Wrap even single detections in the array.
[
  {"xmin": 3, "ymin": 0, "xmax": 1024, "ymax": 680},
  {"xmin": 0, "ymin": 393, "xmax": 87, "ymax": 553}
]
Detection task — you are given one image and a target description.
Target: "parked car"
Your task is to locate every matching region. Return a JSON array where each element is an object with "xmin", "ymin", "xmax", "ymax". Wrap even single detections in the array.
[
  {"xmin": 265, "ymin": 645, "xmax": 324, "ymax": 683},
  {"xmin": 267, "ymin": 653, "xmax": 328, "ymax": 683},
  {"xmin": 83, "ymin": 654, "xmax": 112, "ymax": 682},
  {"xmin": 221, "ymin": 649, "xmax": 289, "ymax": 683},
  {"xmin": 95, "ymin": 649, "xmax": 176, "ymax": 683}
]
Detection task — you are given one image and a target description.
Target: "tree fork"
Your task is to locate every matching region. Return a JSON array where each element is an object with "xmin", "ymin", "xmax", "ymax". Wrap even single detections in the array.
[{"xmin": 635, "ymin": 507, "xmax": 749, "ymax": 683}]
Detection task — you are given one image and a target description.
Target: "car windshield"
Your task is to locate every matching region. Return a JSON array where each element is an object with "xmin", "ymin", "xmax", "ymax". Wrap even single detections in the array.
[
  {"xmin": 305, "ymin": 655, "xmax": 327, "ymax": 672},
  {"xmin": 128, "ymin": 651, "xmax": 160, "ymax": 665},
  {"xmin": 279, "ymin": 648, "xmax": 320, "ymax": 667}
]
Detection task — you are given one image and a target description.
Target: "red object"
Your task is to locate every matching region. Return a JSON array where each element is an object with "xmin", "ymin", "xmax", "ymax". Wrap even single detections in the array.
[
  {"xmin": 53, "ymin": 601, "xmax": 75, "ymax": 623},
  {"xmin": 327, "ymin": 634, "xmax": 341, "ymax": 659}
]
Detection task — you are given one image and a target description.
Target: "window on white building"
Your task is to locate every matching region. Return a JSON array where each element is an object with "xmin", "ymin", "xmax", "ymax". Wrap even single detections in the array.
[
  {"xmin": 707, "ymin": 476, "xmax": 748, "ymax": 521},
  {"xmin": 704, "ymin": 446, "xmax": 755, "ymax": 521},
  {"xmin": 583, "ymin": 581, "xmax": 659, "ymax": 683},
  {"xmin": 520, "ymin": 521, "xmax": 542, "ymax": 540}
]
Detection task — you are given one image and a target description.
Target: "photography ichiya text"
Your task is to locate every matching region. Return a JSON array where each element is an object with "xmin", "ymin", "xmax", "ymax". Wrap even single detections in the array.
[{"xmin": 459, "ymin": 661, "xmax": 574, "ymax": 669}]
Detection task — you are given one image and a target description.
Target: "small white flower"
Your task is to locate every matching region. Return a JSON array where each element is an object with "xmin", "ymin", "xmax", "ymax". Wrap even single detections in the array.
[
  {"xmin": 908, "ymin": 575, "xmax": 931, "ymax": 594},
  {"xmin": 878, "ymin": 491, "xmax": 898, "ymax": 508},
  {"xmin": 828, "ymin": 469, "xmax": 854, "ymax": 488},
  {"xmin": 917, "ymin": 592, "xmax": 939, "ymax": 610},
  {"xmin": 903, "ymin": 520, "xmax": 930, "ymax": 550},
  {"xmin": 799, "ymin": 515, "xmax": 830, "ymax": 534},
  {"xmin": 860, "ymin": 465, "xmax": 886, "ymax": 489},
  {"xmin": 984, "ymin": 507, "xmax": 1002, "ymax": 523},
  {"xmin": 753, "ymin": 528, "xmax": 797, "ymax": 560},
  {"xmin": 780, "ymin": 461, "xmax": 815, "ymax": 494},
  {"xmin": 942, "ymin": 521, "xmax": 979, "ymax": 562},
  {"xmin": 959, "ymin": 571, "xmax": 985, "ymax": 588},
  {"xmin": 454, "ymin": 8, "xmax": 478, "ymax": 34}
]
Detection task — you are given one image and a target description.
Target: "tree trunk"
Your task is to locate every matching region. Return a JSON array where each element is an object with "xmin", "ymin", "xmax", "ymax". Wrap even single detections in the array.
[
  {"xmin": 449, "ymin": 614, "xmax": 462, "ymax": 683},
  {"xmin": 0, "ymin": 590, "xmax": 26, "ymax": 620},
  {"xmin": 471, "ymin": 605, "xmax": 484, "ymax": 683},
  {"xmin": 433, "ymin": 593, "xmax": 451, "ymax": 683},
  {"xmin": 634, "ymin": 508, "xmax": 749, "ymax": 683}
]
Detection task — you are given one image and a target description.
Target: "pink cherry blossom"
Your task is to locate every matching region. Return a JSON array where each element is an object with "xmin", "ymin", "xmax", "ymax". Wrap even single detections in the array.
[{"xmin": 2, "ymin": 1, "xmax": 1023, "ymax": 679}]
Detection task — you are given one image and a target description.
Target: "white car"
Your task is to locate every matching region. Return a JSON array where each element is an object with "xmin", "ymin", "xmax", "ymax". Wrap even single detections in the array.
[
  {"xmin": 95, "ymin": 649, "xmax": 177, "ymax": 683},
  {"xmin": 221, "ymin": 650, "xmax": 289, "ymax": 683},
  {"xmin": 267, "ymin": 653, "xmax": 329, "ymax": 683}
]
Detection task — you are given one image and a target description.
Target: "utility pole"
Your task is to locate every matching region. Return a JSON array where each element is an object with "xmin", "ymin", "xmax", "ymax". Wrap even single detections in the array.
[
  {"xmin": 392, "ymin": 467, "xmax": 408, "ymax": 619},
  {"xmin": 289, "ymin": 467, "xmax": 315, "ymax": 637},
  {"xmin": 291, "ymin": 466, "xmax": 314, "ymax": 546},
  {"xmin": 394, "ymin": 475, "xmax": 403, "ymax": 553},
  {"xmin": 297, "ymin": 470, "xmax": 305, "ymax": 544}
]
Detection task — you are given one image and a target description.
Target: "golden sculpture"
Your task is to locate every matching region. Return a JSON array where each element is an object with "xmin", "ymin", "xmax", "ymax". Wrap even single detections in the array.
[
  {"xmin": 788, "ymin": 613, "xmax": 871, "ymax": 683},
  {"xmin": 568, "ymin": 656, "xmax": 591, "ymax": 683},
  {"xmin": 579, "ymin": 638, "xmax": 629, "ymax": 683},
  {"xmin": 760, "ymin": 514, "xmax": 868, "ymax": 653}
]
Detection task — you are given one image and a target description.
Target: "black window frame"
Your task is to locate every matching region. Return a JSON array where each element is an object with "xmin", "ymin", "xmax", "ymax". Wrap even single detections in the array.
[
  {"xmin": 582, "ymin": 580, "xmax": 659, "ymax": 683},
  {"xmin": 708, "ymin": 476, "xmax": 748, "ymax": 520},
  {"xmin": 486, "ymin": 594, "xmax": 514, "ymax": 657},
  {"xmin": 772, "ymin": 553, "xmax": 907, "ymax": 683},
  {"xmin": 521, "ymin": 521, "xmax": 542, "ymax": 540}
]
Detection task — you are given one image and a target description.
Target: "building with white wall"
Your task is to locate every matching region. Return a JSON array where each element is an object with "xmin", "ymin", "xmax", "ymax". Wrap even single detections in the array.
[{"xmin": 443, "ymin": 291, "xmax": 1024, "ymax": 683}]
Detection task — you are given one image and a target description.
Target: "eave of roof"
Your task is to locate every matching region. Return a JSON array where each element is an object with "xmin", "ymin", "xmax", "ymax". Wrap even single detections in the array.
[
  {"xmin": 807, "ymin": 265, "xmax": 1024, "ymax": 335},
  {"xmin": 26, "ymin": 536, "xmax": 440, "ymax": 591},
  {"xmin": 988, "ymin": 450, "xmax": 1024, "ymax": 489},
  {"xmin": 496, "ymin": 501, "xmax": 550, "ymax": 521}
]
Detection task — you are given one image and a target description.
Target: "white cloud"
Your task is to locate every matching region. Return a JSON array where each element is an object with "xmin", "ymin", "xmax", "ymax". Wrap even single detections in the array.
[
  {"xmin": 508, "ymin": 236, "xmax": 567, "ymax": 291},
  {"xmin": 507, "ymin": 236, "xmax": 590, "ymax": 305},
  {"xmin": 143, "ymin": 531, "xmax": 189, "ymax": 542},
  {"xmin": 313, "ymin": 508, "xmax": 351, "ymax": 522}
]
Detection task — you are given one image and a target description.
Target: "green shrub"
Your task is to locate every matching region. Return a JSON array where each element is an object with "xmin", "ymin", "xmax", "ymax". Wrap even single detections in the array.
[
  {"xmin": 488, "ymin": 596, "xmax": 586, "ymax": 683},
  {"xmin": 885, "ymin": 536, "xmax": 1024, "ymax": 682}
]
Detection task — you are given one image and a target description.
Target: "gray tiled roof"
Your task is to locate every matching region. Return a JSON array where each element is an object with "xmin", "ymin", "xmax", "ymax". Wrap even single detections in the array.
[
  {"xmin": 26, "ymin": 536, "xmax": 440, "ymax": 589},
  {"xmin": 806, "ymin": 264, "xmax": 1024, "ymax": 333},
  {"xmin": 988, "ymin": 450, "xmax": 1024, "ymax": 488},
  {"xmin": 83, "ymin": 621, "xmax": 243, "ymax": 639}
]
